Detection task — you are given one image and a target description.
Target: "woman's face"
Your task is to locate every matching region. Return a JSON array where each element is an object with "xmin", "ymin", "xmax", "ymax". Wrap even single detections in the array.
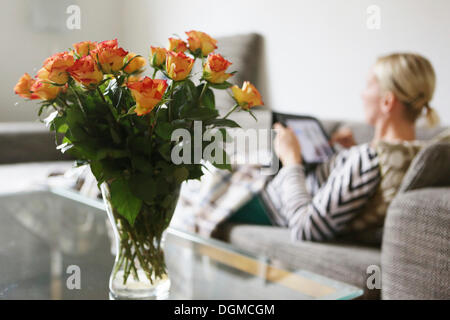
[{"xmin": 361, "ymin": 68, "xmax": 383, "ymax": 126}]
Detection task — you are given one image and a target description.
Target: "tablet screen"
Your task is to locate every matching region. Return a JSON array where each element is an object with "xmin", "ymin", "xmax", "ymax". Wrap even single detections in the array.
[{"xmin": 285, "ymin": 118, "xmax": 334, "ymax": 163}]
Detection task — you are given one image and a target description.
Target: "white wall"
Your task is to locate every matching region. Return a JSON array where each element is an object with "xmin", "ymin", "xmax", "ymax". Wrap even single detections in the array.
[
  {"xmin": 2, "ymin": 0, "xmax": 449, "ymax": 125},
  {"xmin": 0, "ymin": 0, "xmax": 124, "ymax": 122},
  {"xmin": 123, "ymin": 0, "xmax": 450, "ymax": 125}
]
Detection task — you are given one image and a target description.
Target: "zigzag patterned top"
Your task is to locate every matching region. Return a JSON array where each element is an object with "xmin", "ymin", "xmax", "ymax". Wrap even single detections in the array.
[{"xmin": 262, "ymin": 143, "xmax": 381, "ymax": 241}]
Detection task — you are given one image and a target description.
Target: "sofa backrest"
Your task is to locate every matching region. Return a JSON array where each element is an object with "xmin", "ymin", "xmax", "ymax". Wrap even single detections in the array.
[
  {"xmin": 0, "ymin": 122, "xmax": 73, "ymax": 164},
  {"xmin": 322, "ymin": 119, "xmax": 449, "ymax": 145}
]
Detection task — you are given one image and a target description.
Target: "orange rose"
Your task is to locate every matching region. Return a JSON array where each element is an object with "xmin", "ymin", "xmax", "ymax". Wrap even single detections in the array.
[
  {"xmin": 167, "ymin": 38, "xmax": 188, "ymax": 53},
  {"xmin": 30, "ymin": 79, "xmax": 61, "ymax": 100},
  {"xmin": 166, "ymin": 51, "xmax": 194, "ymax": 81},
  {"xmin": 73, "ymin": 41, "xmax": 97, "ymax": 57},
  {"xmin": 150, "ymin": 46, "xmax": 167, "ymax": 68},
  {"xmin": 185, "ymin": 30, "xmax": 217, "ymax": 56},
  {"xmin": 126, "ymin": 75, "xmax": 143, "ymax": 85},
  {"xmin": 123, "ymin": 53, "xmax": 146, "ymax": 74},
  {"xmin": 36, "ymin": 67, "xmax": 50, "ymax": 80},
  {"xmin": 41, "ymin": 52, "xmax": 74, "ymax": 84},
  {"xmin": 14, "ymin": 73, "xmax": 38, "ymax": 99},
  {"xmin": 127, "ymin": 77, "xmax": 168, "ymax": 116},
  {"xmin": 91, "ymin": 46, "xmax": 128, "ymax": 74},
  {"xmin": 203, "ymin": 54, "xmax": 233, "ymax": 84},
  {"xmin": 68, "ymin": 55, "xmax": 103, "ymax": 86},
  {"xmin": 97, "ymin": 39, "xmax": 119, "ymax": 50},
  {"xmin": 231, "ymin": 81, "xmax": 264, "ymax": 109}
]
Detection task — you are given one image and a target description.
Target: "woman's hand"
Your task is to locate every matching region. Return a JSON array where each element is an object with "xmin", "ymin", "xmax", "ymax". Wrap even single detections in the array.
[
  {"xmin": 273, "ymin": 122, "xmax": 302, "ymax": 166},
  {"xmin": 330, "ymin": 126, "xmax": 356, "ymax": 149}
]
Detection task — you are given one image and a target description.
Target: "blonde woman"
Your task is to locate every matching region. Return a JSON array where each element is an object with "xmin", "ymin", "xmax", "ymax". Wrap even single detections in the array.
[{"xmin": 264, "ymin": 53, "xmax": 442, "ymax": 242}]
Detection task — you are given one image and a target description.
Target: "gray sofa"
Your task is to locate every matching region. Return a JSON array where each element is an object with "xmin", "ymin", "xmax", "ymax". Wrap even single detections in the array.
[
  {"xmin": 0, "ymin": 119, "xmax": 448, "ymax": 300},
  {"xmin": 217, "ymin": 119, "xmax": 450, "ymax": 300}
]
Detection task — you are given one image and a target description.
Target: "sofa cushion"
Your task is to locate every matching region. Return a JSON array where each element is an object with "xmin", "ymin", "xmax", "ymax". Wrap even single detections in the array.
[
  {"xmin": 217, "ymin": 222, "xmax": 381, "ymax": 299},
  {"xmin": 400, "ymin": 141, "xmax": 450, "ymax": 193},
  {"xmin": 382, "ymin": 187, "xmax": 450, "ymax": 299}
]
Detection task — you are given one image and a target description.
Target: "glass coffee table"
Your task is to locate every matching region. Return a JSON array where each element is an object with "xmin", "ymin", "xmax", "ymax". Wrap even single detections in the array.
[{"xmin": 0, "ymin": 188, "xmax": 363, "ymax": 300}]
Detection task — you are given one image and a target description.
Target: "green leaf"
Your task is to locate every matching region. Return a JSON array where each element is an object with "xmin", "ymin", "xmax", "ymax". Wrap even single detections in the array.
[
  {"xmin": 184, "ymin": 107, "xmax": 218, "ymax": 121},
  {"xmin": 131, "ymin": 154, "xmax": 153, "ymax": 173},
  {"xmin": 208, "ymin": 81, "xmax": 233, "ymax": 89},
  {"xmin": 51, "ymin": 116, "xmax": 69, "ymax": 133},
  {"xmin": 96, "ymin": 148, "xmax": 128, "ymax": 160},
  {"xmin": 155, "ymin": 122, "xmax": 173, "ymax": 140},
  {"xmin": 204, "ymin": 118, "xmax": 241, "ymax": 128},
  {"xmin": 173, "ymin": 167, "xmax": 189, "ymax": 184},
  {"xmin": 201, "ymin": 88, "xmax": 215, "ymax": 109},
  {"xmin": 65, "ymin": 107, "xmax": 88, "ymax": 141},
  {"xmin": 128, "ymin": 136, "xmax": 152, "ymax": 156},
  {"xmin": 158, "ymin": 142, "xmax": 172, "ymax": 161},
  {"xmin": 157, "ymin": 107, "xmax": 169, "ymax": 122},
  {"xmin": 110, "ymin": 177, "xmax": 142, "ymax": 226},
  {"xmin": 89, "ymin": 161, "xmax": 104, "ymax": 185},
  {"xmin": 171, "ymin": 119, "xmax": 191, "ymax": 129},
  {"xmin": 129, "ymin": 174, "xmax": 157, "ymax": 203},
  {"xmin": 184, "ymin": 79, "xmax": 198, "ymax": 101},
  {"xmin": 99, "ymin": 159, "xmax": 123, "ymax": 182},
  {"xmin": 186, "ymin": 164, "xmax": 204, "ymax": 180},
  {"xmin": 109, "ymin": 127, "xmax": 122, "ymax": 144}
]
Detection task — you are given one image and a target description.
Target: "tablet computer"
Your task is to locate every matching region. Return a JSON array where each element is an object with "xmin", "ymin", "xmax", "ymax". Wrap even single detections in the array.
[{"xmin": 272, "ymin": 112, "xmax": 335, "ymax": 168}]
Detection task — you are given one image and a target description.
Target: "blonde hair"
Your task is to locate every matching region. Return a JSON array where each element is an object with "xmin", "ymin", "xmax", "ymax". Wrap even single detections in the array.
[{"xmin": 373, "ymin": 53, "xmax": 440, "ymax": 128}]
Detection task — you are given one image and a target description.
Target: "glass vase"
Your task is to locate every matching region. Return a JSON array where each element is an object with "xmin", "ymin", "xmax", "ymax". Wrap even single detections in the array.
[{"xmin": 100, "ymin": 183, "xmax": 180, "ymax": 300}]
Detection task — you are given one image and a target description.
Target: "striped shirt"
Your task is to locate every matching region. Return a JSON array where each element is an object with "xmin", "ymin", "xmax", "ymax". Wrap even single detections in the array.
[{"xmin": 262, "ymin": 143, "xmax": 381, "ymax": 241}]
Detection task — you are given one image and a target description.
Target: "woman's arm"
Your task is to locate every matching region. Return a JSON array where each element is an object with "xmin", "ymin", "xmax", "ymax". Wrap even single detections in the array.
[{"xmin": 265, "ymin": 144, "xmax": 381, "ymax": 241}]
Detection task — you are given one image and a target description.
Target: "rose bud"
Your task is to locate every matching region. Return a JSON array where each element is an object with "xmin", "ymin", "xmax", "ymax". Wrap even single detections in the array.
[
  {"xmin": 231, "ymin": 81, "xmax": 264, "ymax": 109},
  {"xmin": 123, "ymin": 53, "xmax": 146, "ymax": 74},
  {"xmin": 166, "ymin": 51, "xmax": 194, "ymax": 81},
  {"xmin": 91, "ymin": 45, "xmax": 128, "ymax": 74},
  {"xmin": 185, "ymin": 30, "xmax": 217, "ymax": 56},
  {"xmin": 73, "ymin": 41, "xmax": 97, "ymax": 57},
  {"xmin": 167, "ymin": 38, "xmax": 188, "ymax": 53},
  {"xmin": 14, "ymin": 73, "xmax": 38, "ymax": 99},
  {"xmin": 126, "ymin": 77, "xmax": 168, "ymax": 116},
  {"xmin": 203, "ymin": 54, "xmax": 233, "ymax": 84},
  {"xmin": 41, "ymin": 52, "xmax": 74, "ymax": 84},
  {"xmin": 96, "ymin": 39, "xmax": 119, "ymax": 50},
  {"xmin": 68, "ymin": 55, "xmax": 104, "ymax": 87},
  {"xmin": 150, "ymin": 46, "xmax": 167, "ymax": 68},
  {"xmin": 30, "ymin": 79, "xmax": 61, "ymax": 100}
]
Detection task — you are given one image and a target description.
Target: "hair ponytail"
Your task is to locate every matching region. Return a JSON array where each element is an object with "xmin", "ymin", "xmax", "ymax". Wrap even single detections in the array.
[{"xmin": 424, "ymin": 104, "xmax": 440, "ymax": 128}]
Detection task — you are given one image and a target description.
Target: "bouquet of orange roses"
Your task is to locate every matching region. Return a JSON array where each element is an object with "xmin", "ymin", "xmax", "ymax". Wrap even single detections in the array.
[{"xmin": 14, "ymin": 31, "xmax": 263, "ymax": 299}]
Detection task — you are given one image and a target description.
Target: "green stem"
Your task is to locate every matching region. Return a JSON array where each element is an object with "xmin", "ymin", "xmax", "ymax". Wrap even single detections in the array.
[
  {"xmin": 68, "ymin": 83, "xmax": 86, "ymax": 116},
  {"xmin": 97, "ymin": 86, "xmax": 119, "ymax": 121},
  {"xmin": 198, "ymin": 82, "xmax": 208, "ymax": 104},
  {"xmin": 57, "ymin": 97, "xmax": 70, "ymax": 110},
  {"xmin": 152, "ymin": 68, "xmax": 158, "ymax": 79},
  {"xmin": 96, "ymin": 86, "xmax": 107, "ymax": 104},
  {"xmin": 223, "ymin": 104, "xmax": 239, "ymax": 119},
  {"xmin": 168, "ymin": 82, "xmax": 175, "ymax": 122}
]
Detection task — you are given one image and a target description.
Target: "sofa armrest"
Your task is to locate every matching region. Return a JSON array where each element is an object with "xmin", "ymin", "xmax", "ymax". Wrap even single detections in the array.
[
  {"xmin": 381, "ymin": 187, "xmax": 450, "ymax": 299},
  {"xmin": 0, "ymin": 122, "xmax": 73, "ymax": 164}
]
